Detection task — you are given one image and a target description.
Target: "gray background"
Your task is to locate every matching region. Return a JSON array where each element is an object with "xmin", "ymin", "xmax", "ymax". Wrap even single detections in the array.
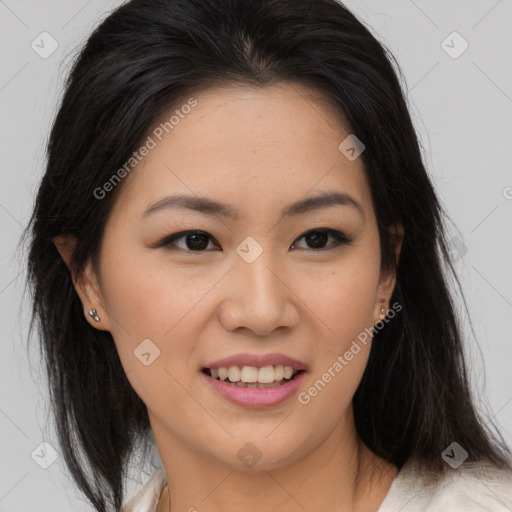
[{"xmin": 1, "ymin": 1, "xmax": 511, "ymax": 510}]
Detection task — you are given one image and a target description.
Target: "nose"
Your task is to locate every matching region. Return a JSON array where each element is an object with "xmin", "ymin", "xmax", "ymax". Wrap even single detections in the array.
[{"xmin": 218, "ymin": 250, "xmax": 299, "ymax": 336}]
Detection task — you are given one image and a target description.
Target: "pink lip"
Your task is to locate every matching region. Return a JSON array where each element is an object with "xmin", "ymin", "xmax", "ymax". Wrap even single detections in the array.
[
  {"xmin": 200, "ymin": 371, "xmax": 306, "ymax": 408},
  {"xmin": 203, "ymin": 353, "xmax": 307, "ymax": 370}
]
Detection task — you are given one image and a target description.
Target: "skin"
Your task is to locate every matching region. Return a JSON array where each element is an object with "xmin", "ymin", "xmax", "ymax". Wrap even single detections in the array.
[{"xmin": 55, "ymin": 82, "xmax": 404, "ymax": 512}]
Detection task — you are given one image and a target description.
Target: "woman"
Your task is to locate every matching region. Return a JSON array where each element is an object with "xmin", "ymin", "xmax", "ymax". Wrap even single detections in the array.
[{"xmin": 23, "ymin": 0, "xmax": 512, "ymax": 511}]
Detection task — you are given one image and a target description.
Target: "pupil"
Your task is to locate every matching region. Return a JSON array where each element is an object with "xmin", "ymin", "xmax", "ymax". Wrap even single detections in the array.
[
  {"xmin": 306, "ymin": 231, "xmax": 327, "ymax": 249},
  {"xmin": 186, "ymin": 233, "xmax": 208, "ymax": 250}
]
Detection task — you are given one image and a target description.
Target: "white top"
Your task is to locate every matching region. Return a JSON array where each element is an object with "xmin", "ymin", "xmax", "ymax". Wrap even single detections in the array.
[{"xmin": 121, "ymin": 458, "xmax": 512, "ymax": 512}]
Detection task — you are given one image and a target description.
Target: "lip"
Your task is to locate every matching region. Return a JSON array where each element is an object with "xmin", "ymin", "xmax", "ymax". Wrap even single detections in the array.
[
  {"xmin": 200, "ymin": 370, "xmax": 307, "ymax": 408},
  {"xmin": 203, "ymin": 353, "xmax": 308, "ymax": 371}
]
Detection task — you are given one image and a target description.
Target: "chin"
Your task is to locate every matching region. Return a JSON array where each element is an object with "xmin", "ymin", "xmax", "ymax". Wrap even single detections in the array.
[{"xmin": 209, "ymin": 437, "xmax": 307, "ymax": 472}]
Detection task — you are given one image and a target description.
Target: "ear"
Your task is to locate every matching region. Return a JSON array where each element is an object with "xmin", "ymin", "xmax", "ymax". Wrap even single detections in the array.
[
  {"xmin": 374, "ymin": 221, "xmax": 404, "ymax": 322},
  {"xmin": 53, "ymin": 234, "xmax": 111, "ymax": 331}
]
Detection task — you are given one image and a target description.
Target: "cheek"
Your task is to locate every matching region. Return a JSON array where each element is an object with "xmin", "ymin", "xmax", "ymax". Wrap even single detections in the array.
[
  {"xmin": 295, "ymin": 250, "xmax": 380, "ymax": 350},
  {"xmin": 298, "ymin": 348, "xmax": 369, "ymax": 430},
  {"xmin": 97, "ymin": 243, "xmax": 221, "ymax": 383},
  {"xmin": 97, "ymin": 254, "xmax": 209, "ymax": 410},
  {"xmin": 99, "ymin": 246, "xmax": 213, "ymax": 336},
  {"xmin": 296, "ymin": 258, "xmax": 379, "ymax": 419}
]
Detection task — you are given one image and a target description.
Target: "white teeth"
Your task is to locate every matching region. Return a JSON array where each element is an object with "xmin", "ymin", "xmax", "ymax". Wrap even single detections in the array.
[
  {"xmin": 257, "ymin": 366, "xmax": 274, "ymax": 383},
  {"xmin": 207, "ymin": 364, "xmax": 301, "ymax": 385},
  {"xmin": 274, "ymin": 365, "xmax": 284, "ymax": 381},
  {"xmin": 227, "ymin": 366, "xmax": 241, "ymax": 382},
  {"xmin": 283, "ymin": 366, "xmax": 294, "ymax": 379},
  {"xmin": 241, "ymin": 366, "xmax": 258, "ymax": 383}
]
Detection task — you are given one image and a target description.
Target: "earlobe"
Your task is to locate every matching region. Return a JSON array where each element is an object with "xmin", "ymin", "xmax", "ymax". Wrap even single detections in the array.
[
  {"xmin": 88, "ymin": 308, "xmax": 101, "ymax": 323},
  {"xmin": 78, "ymin": 259, "xmax": 111, "ymax": 332},
  {"xmin": 52, "ymin": 234, "xmax": 110, "ymax": 332}
]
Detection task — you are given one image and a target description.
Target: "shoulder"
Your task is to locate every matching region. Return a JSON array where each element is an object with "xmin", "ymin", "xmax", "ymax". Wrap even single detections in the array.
[
  {"xmin": 122, "ymin": 467, "xmax": 168, "ymax": 512},
  {"xmin": 428, "ymin": 461, "xmax": 512, "ymax": 511},
  {"xmin": 378, "ymin": 458, "xmax": 512, "ymax": 512}
]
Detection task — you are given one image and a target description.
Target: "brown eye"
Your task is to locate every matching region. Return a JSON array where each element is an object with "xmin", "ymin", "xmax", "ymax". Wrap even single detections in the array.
[
  {"xmin": 290, "ymin": 229, "xmax": 351, "ymax": 251},
  {"xmin": 158, "ymin": 228, "xmax": 351, "ymax": 253},
  {"xmin": 159, "ymin": 231, "xmax": 218, "ymax": 251}
]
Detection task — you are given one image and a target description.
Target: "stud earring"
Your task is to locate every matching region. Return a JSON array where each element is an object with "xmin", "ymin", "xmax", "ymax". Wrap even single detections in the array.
[
  {"xmin": 88, "ymin": 308, "xmax": 100, "ymax": 322},
  {"xmin": 379, "ymin": 307, "xmax": 386, "ymax": 320}
]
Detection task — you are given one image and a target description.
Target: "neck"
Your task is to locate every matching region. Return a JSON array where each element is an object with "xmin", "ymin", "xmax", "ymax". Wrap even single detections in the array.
[{"xmin": 153, "ymin": 410, "xmax": 397, "ymax": 512}]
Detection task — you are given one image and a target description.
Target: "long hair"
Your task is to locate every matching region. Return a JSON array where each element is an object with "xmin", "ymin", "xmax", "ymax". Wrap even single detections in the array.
[{"xmin": 21, "ymin": 0, "xmax": 511, "ymax": 510}]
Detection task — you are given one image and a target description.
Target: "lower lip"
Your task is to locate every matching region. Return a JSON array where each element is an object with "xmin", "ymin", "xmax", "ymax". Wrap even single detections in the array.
[{"xmin": 200, "ymin": 371, "xmax": 306, "ymax": 408}]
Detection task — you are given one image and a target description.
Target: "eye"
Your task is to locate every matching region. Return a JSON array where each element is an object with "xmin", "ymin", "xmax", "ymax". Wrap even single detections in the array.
[
  {"xmin": 158, "ymin": 228, "xmax": 352, "ymax": 253},
  {"xmin": 290, "ymin": 229, "xmax": 352, "ymax": 251},
  {"xmin": 158, "ymin": 230, "xmax": 219, "ymax": 252}
]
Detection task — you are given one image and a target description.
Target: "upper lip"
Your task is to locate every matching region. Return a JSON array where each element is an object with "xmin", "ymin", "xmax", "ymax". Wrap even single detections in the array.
[{"xmin": 203, "ymin": 353, "xmax": 308, "ymax": 371}]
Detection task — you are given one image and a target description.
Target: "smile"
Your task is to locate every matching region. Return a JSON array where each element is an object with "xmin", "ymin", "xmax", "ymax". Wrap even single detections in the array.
[
  {"xmin": 202, "ymin": 365, "xmax": 304, "ymax": 388},
  {"xmin": 200, "ymin": 368, "xmax": 307, "ymax": 408}
]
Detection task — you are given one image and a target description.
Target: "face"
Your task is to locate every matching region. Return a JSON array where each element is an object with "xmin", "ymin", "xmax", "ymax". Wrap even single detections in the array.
[{"xmin": 71, "ymin": 82, "xmax": 401, "ymax": 471}]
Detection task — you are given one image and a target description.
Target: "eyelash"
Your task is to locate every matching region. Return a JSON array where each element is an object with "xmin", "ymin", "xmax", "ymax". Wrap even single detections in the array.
[{"xmin": 157, "ymin": 228, "xmax": 352, "ymax": 253}]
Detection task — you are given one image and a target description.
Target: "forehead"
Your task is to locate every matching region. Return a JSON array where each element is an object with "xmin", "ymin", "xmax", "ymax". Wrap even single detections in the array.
[{"xmin": 109, "ymin": 82, "xmax": 373, "ymax": 222}]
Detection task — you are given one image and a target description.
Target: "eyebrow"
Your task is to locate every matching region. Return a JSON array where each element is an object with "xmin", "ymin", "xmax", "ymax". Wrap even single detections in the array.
[{"xmin": 141, "ymin": 191, "xmax": 365, "ymax": 221}]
